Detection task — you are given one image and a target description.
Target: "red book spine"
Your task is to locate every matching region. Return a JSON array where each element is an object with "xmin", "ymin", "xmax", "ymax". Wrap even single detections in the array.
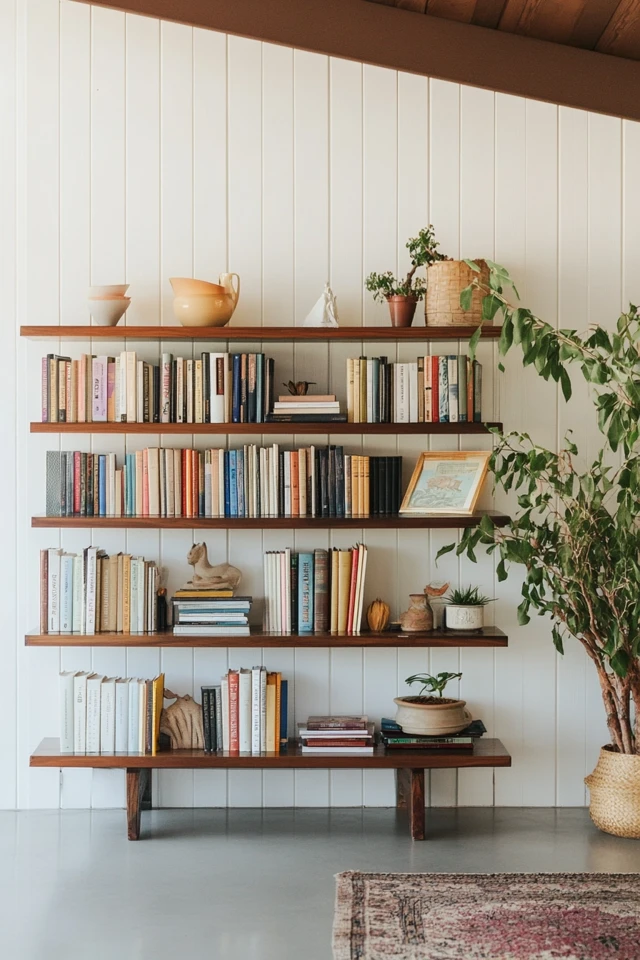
[
  {"xmin": 431, "ymin": 356, "xmax": 439, "ymax": 422},
  {"xmin": 228, "ymin": 671, "xmax": 239, "ymax": 752},
  {"xmin": 73, "ymin": 452, "xmax": 81, "ymax": 515},
  {"xmin": 181, "ymin": 449, "xmax": 187, "ymax": 517},
  {"xmin": 346, "ymin": 546, "xmax": 360, "ymax": 634}
]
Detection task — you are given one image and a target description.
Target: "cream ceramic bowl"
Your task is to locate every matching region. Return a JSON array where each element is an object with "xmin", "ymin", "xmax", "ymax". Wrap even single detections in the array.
[
  {"xmin": 172, "ymin": 294, "xmax": 235, "ymax": 328},
  {"xmin": 89, "ymin": 284, "xmax": 130, "ymax": 298},
  {"xmin": 89, "ymin": 297, "xmax": 131, "ymax": 327},
  {"xmin": 170, "ymin": 277, "xmax": 226, "ymax": 297},
  {"xmin": 394, "ymin": 697, "xmax": 472, "ymax": 736}
]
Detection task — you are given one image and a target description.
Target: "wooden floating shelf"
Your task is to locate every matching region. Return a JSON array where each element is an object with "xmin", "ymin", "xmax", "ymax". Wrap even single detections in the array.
[
  {"xmin": 30, "ymin": 737, "xmax": 511, "ymax": 770},
  {"xmin": 31, "ymin": 421, "xmax": 502, "ymax": 435},
  {"xmin": 21, "ymin": 324, "xmax": 501, "ymax": 342},
  {"xmin": 25, "ymin": 626, "xmax": 508, "ymax": 648},
  {"xmin": 31, "ymin": 510, "xmax": 510, "ymax": 530}
]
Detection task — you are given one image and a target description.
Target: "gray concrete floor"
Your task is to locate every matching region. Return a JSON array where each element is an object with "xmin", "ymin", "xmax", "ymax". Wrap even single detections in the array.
[{"xmin": 1, "ymin": 807, "xmax": 639, "ymax": 960}]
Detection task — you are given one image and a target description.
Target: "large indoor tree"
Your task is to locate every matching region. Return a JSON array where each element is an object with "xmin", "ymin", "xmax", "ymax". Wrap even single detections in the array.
[{"xmin": 441, "ymin": 263, "xmax": 640, "ymax": 755}]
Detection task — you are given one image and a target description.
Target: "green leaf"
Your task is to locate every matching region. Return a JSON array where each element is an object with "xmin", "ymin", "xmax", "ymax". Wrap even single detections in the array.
[
  {"xmin": 460, "ymin": 285, "xmax": 474, "ymax": 312},
  {"xmin": 463, "ymin": 259, "xmax": 481, "ymax": 273},
  {"xmin": 498, "ymin": 317, "xmax": 514, "ymax": 356},
  {"xmin": 482, "ymin": 293, "xmax": 503, "ymax": 322},
  {"xmin": 468, "ymin": 325, "xmax": 482, "ymax": 363},
  {"xmin": 435, "ymin": 543, "xmax": 456, "ymax": 562},
  {"xmin": 517, "ymin": 600, "xmax": 530, "ymax": 626},
  {"xmin": 560, "ymin": 368, "xmax": 572, "ymax": 402}
]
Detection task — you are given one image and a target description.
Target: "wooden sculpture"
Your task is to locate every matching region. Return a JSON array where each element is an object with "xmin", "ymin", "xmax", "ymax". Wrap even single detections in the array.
[
  {"xmin": 181, "ymin": 542, "xmax": 242, "ymax": 592},
  {"xmin": 160, "ymin": 690, "xmax": 204, "ymax": 750}
]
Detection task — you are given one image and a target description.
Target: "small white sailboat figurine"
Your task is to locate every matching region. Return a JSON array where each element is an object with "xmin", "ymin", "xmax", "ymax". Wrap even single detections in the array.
[{"xmin": 303, "ymin": 283, "xmax": 339, "ymax": 328}]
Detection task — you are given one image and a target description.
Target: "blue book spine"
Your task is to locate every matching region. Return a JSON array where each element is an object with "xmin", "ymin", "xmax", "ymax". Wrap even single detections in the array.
[
  {"xmin": 98, "ymin": 455, "xmax": 106, "ymax": 517},
  {"xmin": 236, "ymin": 449, "xmax": 245, "ymax": 517},
  {"xmin": 256, "ymin": 354, "xmax": 264, "ymax": 423},
  {"xmin": 335, "ymin": 446, "xmax": 345, "ymax": 518},
  {"xmin": 279, "ymin": 680, "xmax": 288, "ymax": 744},
  {"xmin": 229, "ymin": 450, "xmax": 238, "ymax": 518},
  {"xmin": 438, "ymin": 356, "xmax": 449, "ymax": 423},
  {"xmin": 372, "ymin": 359, "xmax": 380, "ymax": 423},
  {"xmin": 224, "ymin": 451, "xmax": 231, "ymax": 517},
  {"xmin": 231, "ymin": 354, "xmax": 241, "ymax": 423},
  {"xmin": 297, "ymin": 553, "xmax": 314, "ymax": 633}
]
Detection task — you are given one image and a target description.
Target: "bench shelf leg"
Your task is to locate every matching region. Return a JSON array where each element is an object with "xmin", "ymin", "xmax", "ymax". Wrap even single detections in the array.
[
  {"xmin": 126, "ymin": 768, "xmax": 150, "ymax": 841},
  {"xmin": 409, "ymin": 768, "xmax": 425, "ymax": 840}
]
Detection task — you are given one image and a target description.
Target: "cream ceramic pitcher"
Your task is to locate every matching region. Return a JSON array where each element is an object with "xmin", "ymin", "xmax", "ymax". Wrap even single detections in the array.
[{"xmin": 219, "ymin": 273, "xmax": 240, "ymax": 307}]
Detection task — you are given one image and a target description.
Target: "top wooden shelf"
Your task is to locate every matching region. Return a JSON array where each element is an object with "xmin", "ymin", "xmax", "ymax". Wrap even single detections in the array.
[{"xmin": 20, "ymin": 324, "xmax": 500, "ymax": 342}]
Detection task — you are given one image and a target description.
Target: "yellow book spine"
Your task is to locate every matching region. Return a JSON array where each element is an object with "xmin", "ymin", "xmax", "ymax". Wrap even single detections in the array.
[
  {"xmin": 151, "ymin": 673, "xmax": 164, "ymax": 755},
  {"xmin": 274, "ymin": 673, "xmax": 282, "ymax": 755},
  {"xmin": 347, "ymin": 358, "xmax": 354, "ymax": 423},
  {"xmin": 337, "ymin": 550, "xmax": 352, "ymax": 633},
  {"xmin": 330, "ymin": 549, "xmax": 339, "ymax": 633},
  {"xmin": 266, "ymin": 676, "xmax": 277, "ymax": 752},
  {"xmin": 360, "ymin": 456, "xmax": 368, "ymax": 519}
]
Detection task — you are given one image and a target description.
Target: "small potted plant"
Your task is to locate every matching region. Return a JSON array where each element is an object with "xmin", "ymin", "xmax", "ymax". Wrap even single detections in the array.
[
  {"xmin": 365, "ymin": 225, "xmax": 449, "ymax": 328},
  {"xmin": 445, "ymin": 586, "xmax": 493, "ymax": 631},
  {"xmin": 394, "ymin": 671, "xmax": 471, "ymax": 735}
]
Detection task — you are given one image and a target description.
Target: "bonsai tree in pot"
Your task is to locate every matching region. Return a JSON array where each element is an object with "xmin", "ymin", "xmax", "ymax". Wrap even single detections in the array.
[
  {"xmin": 394, "ymin": 670, "xmax": 470, "ymax": 736},
  {"xmin": 445, "ymin": 586, "xmax": 494, "ymax": 632},
  {"xmin": 439, "ymin": 260, "xmax": 640, "ymax": 837},
  {"xmin": 365, "ymin": 225, "xmax": 449, "ymax": 328}
]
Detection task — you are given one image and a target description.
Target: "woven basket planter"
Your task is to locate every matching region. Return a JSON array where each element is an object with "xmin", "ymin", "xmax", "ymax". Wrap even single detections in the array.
[
  {"xmin": 425, "ymin": 259, "xmax": 490, "ymax": 327},
  {"xmin": 585, "ymin": 746, "xmax": 640, "ymax": 838}
]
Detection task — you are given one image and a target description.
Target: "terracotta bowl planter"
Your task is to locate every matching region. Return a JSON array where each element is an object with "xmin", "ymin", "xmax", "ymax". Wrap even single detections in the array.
[
  {"xmin": 585, "ymin": 745, "xmax": 640, "ymax": 838},
  {"xmin": 393, "ymin": 696, "xmax": 472, "ymax": 736},
  {"xmin": 386, "ymin": 296, "xmax": 418, "ymax": 328}
]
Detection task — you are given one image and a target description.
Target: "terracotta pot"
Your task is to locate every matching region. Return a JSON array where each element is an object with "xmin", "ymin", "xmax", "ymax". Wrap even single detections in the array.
[
  {"xmin": 387, "ymin": 296, "xmax": 418, "ymax": 327},
  {"xmin": 394, "ymin": 697, "xmax": 472, "ymax": 736},
  {"xmin": 399, "ymin": 594, "xmax": 433, "ymax": 632},
  {"xmin": 585, "ymin": 746, "xmax": 640, "ymax": 838},
  {"xmin": 445, "ymin": 604, "xmax": 484, "ymax": 631},
  {"xmin": 172, "ymin": 293, "xmax": 236, "ymax": 328}
]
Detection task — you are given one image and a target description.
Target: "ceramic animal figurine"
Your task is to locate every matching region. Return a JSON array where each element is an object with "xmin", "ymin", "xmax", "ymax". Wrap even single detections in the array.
[
  {"xmin": 399, "ymin": 594, "xmax": 434, "ymax": 632},
  {"xmin": 181, "ymin": 542, "xmax": 242, "ymax": 593},
  {"xmin": 303, "ymin": 283, "xmax": 339, "ymax": 327},
  {"xmin": 160, "ymin": 690, "xmax": 204, "ymax": 749}
]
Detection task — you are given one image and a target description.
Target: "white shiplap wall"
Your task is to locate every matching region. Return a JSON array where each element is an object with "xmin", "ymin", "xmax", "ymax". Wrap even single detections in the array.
[{"xmin": 1, "ymin": 0, "xmax": 635, "ymax": 809}]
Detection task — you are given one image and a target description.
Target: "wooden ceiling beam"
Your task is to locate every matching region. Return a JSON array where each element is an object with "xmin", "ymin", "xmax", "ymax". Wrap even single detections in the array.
[{"xmin": 79, "ymin": 0, "xmax": 640, "ymax": 121}]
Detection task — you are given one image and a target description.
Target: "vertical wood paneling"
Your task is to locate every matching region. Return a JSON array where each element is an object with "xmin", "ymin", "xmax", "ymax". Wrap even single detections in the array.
[{"xmin": 8, "ymin": 17, "xmax": 632, "ymax": 813}]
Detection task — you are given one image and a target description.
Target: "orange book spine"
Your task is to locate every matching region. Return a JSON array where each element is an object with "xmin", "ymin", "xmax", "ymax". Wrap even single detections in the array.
[
  {"xmin": 346, "ymin": 546, "xmax": 360, "ymax": 634},
  {"xmin": 363, "ymin": 456, "xmax": 370, "ymax": 518},
  {"xmin": 228, "ymin": 671, "xmax": 240, "ymax": 752},
  {"xmin": 290, "ymin": 450, "xmax": 299, "ymax": 518}
]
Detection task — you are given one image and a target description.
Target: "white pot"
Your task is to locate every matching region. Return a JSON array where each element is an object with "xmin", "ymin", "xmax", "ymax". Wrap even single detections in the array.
[
  {"xmin": 394, "ymin": 697, "xmax": 472, "ymax": 736},
  {"xmin": 445, "ymin": 604, "xmax": 484, "ymax": 631}
]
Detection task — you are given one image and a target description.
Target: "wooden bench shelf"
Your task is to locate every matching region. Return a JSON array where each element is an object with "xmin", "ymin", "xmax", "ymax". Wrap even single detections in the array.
[
  {"xmin": 25, "ymin": 626, "xmax": 508, "ymax": 648},
  {"xmin": 21, "ymin": 324, "xmax": 501, "ymax": 342},
  {"xmin": 32, "ymin": 511, "xmax": 510, "ymax": 530},
  {"xmin": 31, "ymin": 421, "xmax": 502, "ymax": 435},
  {"xmin": 30, "ymin": 736, "xmax": 511, "ymax": 840}
]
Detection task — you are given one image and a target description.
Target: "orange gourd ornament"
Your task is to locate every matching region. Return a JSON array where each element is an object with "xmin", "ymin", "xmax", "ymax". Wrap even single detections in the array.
[{"xmin": 367, "ymin": 599, "xmax": 390, "ymax": 633}]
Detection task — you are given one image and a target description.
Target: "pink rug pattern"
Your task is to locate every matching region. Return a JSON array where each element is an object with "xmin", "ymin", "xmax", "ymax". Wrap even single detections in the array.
[{"xmin": 333, "ymin": 872, "xmax": 640, "ymax": 960}]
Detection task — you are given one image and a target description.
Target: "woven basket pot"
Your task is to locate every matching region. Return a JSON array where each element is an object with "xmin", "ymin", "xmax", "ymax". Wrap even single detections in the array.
[
  {"xmin": 585, "ymin": 746, "xmax": 640, "ymax": 838},
  {"xmin": 425, "ymin": 259, "xmax": 490, "ymax": 326}
]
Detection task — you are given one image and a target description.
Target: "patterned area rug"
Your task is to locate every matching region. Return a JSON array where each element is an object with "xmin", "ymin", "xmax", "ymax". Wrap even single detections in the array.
[{"xmin": 333, "ymin": 872, "xmax": 640, "ymax": 960}]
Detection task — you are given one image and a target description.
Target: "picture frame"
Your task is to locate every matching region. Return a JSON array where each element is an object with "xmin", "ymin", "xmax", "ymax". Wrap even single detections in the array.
[{"xmin": 399, "ymin": 451, "xmax": 491, "ymax": 516}]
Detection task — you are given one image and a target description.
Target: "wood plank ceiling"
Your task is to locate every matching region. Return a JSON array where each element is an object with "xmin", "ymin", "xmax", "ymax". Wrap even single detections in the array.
[{"xmin": 368, "ymin": 0, "xmax": 640, "ymax": 59}]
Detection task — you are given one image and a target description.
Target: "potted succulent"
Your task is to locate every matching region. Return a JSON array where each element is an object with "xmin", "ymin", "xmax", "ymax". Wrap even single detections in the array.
[
  {"xmin": 441, "ymin": 259, "xmax": 640, "ymax": 837},
  {"xmin": 394, "ymin": 671, "xmax": 470, "ymax": 735},
  {"xmin": 365, "ymin": 225, "xmax": 449, "ymax": 328},
  {"xmin": 445, "ymin": 586, "xmax": 493, "ymax": 631}
]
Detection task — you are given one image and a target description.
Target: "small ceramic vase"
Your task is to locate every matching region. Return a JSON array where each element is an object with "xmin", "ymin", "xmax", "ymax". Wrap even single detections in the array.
[{"xmin": 399, "ymin": 594, "xmax": 433, "ymax": 632}]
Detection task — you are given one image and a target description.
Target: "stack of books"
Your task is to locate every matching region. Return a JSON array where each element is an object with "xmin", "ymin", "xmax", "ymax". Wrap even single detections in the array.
[
  {"xmin": 58, "ymin": 670, "xmax": 164, "ymax": 754},
  {"xmin": 201, "ymin": 668, "xmax": 288, "ymax": 754},
  {"xmin": 263, "ymin": 545, "xmax": 368, "ymax": 635},
  {"xmin": 41, "ymin": 547, "xmax": 163, "ymax": 635},
  {"xmin": 347, "ymin": 354, "xmax": 483, "ymax": 423},
  {"xmin": 40, "ymin": 351, "xmax": 275, "ymax": 424},
  {"xmin": 171, "ymin": 588, "xmax": 252, "ymax": 637},
  {"xmin": 379, "ymin": 717, "xmax": 486, "ymax": 751},
  {"xmin": 298, "ymin": 716, "xmax": 375, "ymax": 754},
  {"xmin": 46, "ymin": 447, "xmax": 403, "ymax": 520},
  {"xmin": 266, "ymin": 393, "xmax": 346, "ymax": 423}
]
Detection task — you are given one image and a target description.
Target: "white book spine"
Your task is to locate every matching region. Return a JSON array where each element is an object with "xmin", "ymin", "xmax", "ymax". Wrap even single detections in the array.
[
  {"xmin": 448, "ymin": 355, "xmax": 459, "ymax": 423},
  {"xmin": 128, "ymin": 679, "xmax": 140, "ymax": 753},
  {"xmin": 47, "ymin": 548, "xmax": 61, "ymax": 633},
  {"xmin": 86, "ymin": 675, "xmax": 103, "ymax": 753},
  {"xmin": 118, "ymin": 351, "xmax": 128, "ymax": 422},
  {"xmin": 238, "ymin": 670, "xmax": 252, "ymax": 753},
  {"xmin": 59, "ymin": 554, "xmax": 74, "ymax": 633},
  {"xmin": 114, "ymin": 356, "xmax": 121, "ymax": 421},
  {"xmin": 126, "ymin": 351, "xmax": 137, "ymax": 423},
  {"xmin": 259, "ymin": 668, "xmax": 267, "ymax": 753},
  {"xmin": 130, "ymin": 558, "xmax": 139, "ymax": 633},
  {"xmin": 409, "ymin": 362, "xmax": 418, "ymax": 423},
  {"xmin": 137, "ymin": 559, "xmax": 145, "ymax": 632},
  {"xmin": 115, "ymin": 680, "xmax": 129, "ymax": 752},
  {"xmin": 161, "ymin": 353, "xmax": 172, "ymax": 423},
  {"xmin": 284, "ymin": 546, "xmax": 291, "ymax": 634},
  {"xmin": 59, "ymin": 671, "xmax": 76, "ymax": 753},
  {"xmin": 204, "ymin": 457, "xmax": 212, "ymax": 517},
  {"xmin": 251, "ymin": 667, "xmax": 262, "ymax": 755},
  {"xmin": 85, "ymin": 547, "xmax": 97, "ymax": 634},
  {"xmin": 221, "ymin": 676, "xmax": 230, "ymax": 751},
  {"xmin": 73, "ymin": 672, "xmax": 89, "ymax": 752},
  {"xmin": 263, "ymin": 552, "xmax": 270, "ymax": 631},
  {"xmin": 138, "ymin": 680, "xmax": 146, "ymax": 753},
  {"xmin": 176, "ymin": 358, "xmax": 184, "ymax": 423},
  {"xmin": 100, "ymin": 679, "xmax": 116, "ymax": 754}
]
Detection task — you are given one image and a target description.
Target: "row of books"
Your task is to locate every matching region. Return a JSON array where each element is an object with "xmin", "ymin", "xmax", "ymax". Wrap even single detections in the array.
[
  {"xmin": 172, "ymin": 588, "xmax": 252, "ymax": 637},
  {"xmin": 346, "ymin": 355, "xmax": 483, "ymax": 423},
  {"xmin": 263, "ymin": 545, "xmax": 368, "ymax": 635},
  {"xmin": 298, "ymin": 715, "xmax": 375, "ymax": 754},
  {"xmin": 59, "ymin": 670, "xmax": 164, "ymax": 754},
  {"xmin": 41, "ymin": 547, "xmax": 164, "ymax": 635},
  {"xmin": 45, "ymin": 447, "xmax": 403, "ymax": 519},
  {"xmin": 201, "ymin": 669, "xmax": 288, "ymax": 754},
  {"xmin": 41, "ymin": 351, "xmax": 276, "ymax": 424}
]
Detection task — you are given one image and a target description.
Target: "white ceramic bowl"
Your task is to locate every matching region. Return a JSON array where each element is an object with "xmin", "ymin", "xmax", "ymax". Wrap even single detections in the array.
[
  {"xmin": 89, "ymin": 284, "xmax": 130, "ymax": 298},
  {"xmin": 88, "ymin": 297, "xmax": 131, "ymax": 327}
]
